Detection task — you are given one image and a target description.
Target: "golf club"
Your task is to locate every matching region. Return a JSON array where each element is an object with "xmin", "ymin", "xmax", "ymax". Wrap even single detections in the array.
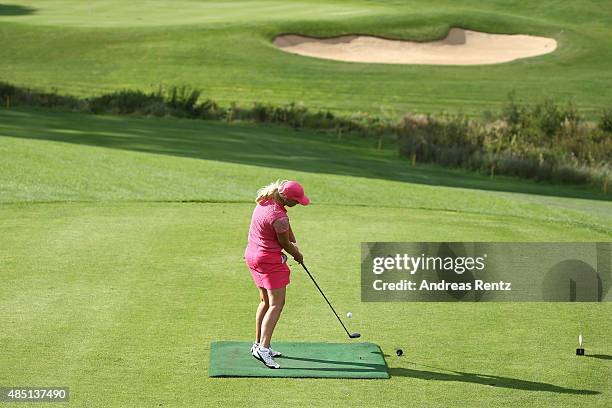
[{"xmin": 299, "ymin": 262, "xmax": 361, "ymax": 339}]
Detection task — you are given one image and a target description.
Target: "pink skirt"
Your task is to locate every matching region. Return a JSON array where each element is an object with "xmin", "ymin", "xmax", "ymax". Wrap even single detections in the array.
[{"xmin": 246, "ymin": 254, "xmax": 290, "ymax": 290}]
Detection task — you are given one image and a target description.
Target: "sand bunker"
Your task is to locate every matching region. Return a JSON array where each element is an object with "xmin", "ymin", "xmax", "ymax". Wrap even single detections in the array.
[{"xmin": 273, "ymin": 28, "xmax": 557, "ymax": 65}]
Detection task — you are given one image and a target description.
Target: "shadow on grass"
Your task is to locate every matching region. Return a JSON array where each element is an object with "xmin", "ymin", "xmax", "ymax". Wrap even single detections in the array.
[
  {"xmin": 586, "ymin": 354, "xmax": 612, "ymax": 360},
  {"xmin": 0, "ymin": 4, "xmax": 36, "ymax": 15},
  {"xmin": 388, "ymin": 367, "xmax": 600, "ymax": 394},
  {"xmin": 0, "ymin": 108, "xmax": 609, "ymax": 201},
  {"xmin": 280, "ymin": 355, "xmax": 387, "ymax": 373}
]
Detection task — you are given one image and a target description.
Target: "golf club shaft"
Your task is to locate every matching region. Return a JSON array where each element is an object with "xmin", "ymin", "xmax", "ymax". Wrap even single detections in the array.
[{"xmin": 299, "ymin": 262, "xmax": 352, "ymax": 337}]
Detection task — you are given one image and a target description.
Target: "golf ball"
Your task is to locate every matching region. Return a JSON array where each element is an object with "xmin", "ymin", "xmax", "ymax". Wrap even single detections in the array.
[{"xmin": 346, "ymin": 312, "xmax": 352, "ymax": 318}]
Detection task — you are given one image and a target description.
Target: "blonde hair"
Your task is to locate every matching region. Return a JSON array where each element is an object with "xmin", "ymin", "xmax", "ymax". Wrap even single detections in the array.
[{"xmin": 256, "ymin": 179, "xmax": 288, "ymax": 203}]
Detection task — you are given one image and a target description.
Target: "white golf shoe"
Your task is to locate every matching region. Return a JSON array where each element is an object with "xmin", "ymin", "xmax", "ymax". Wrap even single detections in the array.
[
  {"xmin": 251, "ymin": 342, "xmax": 282, "ymax": 357},
  {"xmin": 254, "ymin": 346, "xmax": 280, "ymax": 369}
]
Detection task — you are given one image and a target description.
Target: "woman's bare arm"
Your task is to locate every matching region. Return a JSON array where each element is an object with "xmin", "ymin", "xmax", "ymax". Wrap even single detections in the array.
[
  {"xmin": 288, "ymin": 225, "xmax": 296, "ymax": 243},
  {"xmin": 273, "ymin": 218, "xmax": 302, "ymax": 263}
]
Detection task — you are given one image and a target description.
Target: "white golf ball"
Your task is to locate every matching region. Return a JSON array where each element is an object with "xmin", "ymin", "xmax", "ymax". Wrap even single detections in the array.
[{"xmin": 346, "ymin": 312, "xmax": 352, "ymax": 318}]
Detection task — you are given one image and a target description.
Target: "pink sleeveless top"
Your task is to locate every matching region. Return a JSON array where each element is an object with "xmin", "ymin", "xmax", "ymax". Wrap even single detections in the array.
[{"xmin": 245, "ymin": 199, "xmax": 289, "ymax": 264}]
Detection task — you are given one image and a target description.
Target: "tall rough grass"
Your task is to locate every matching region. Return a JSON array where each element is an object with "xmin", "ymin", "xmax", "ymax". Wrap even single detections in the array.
[{"xmin": 397, "ymin": 95, "xmax": 610, "ymax": 191}]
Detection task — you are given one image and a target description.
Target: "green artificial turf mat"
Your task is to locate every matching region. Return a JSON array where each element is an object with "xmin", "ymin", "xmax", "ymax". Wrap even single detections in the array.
[{"xmin": 209, "ymin": 341, "xmax": 389, "ymax": 379}]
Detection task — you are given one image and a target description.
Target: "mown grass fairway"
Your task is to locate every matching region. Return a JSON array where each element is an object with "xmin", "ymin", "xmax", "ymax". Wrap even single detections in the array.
[
  {"xmin": 0, "ymin": 0, "xmax": 611, "ymax": 116},
  {"xmin": 1, "ymin": 107, "xmax": 611, "ymax": 406},
  {"xmin": 1, "ymin": 1, "xmax": 611, "ymax": 407}
]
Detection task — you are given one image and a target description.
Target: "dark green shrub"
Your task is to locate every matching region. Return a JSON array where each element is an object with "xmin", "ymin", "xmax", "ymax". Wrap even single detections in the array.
[
  {"xmin": 0, "ymin": 81, "xmax": 80, "ymax": 109},
  {"xmin": 496, "ymin": 155, "xmax": 538, "ymax": 179},
  {"xmin": 164, "ymin": 86, "xmax": 201, "ymax": 117},
  {"xmin": 199, "ymin": 99, "xmax": 224, "ymax": 120},
  {"xmin": 551, "ymin": 164, "xmax": 591, "ymax": 184},
  {"xmin": 501, "ymin": 91, "xmax": 523, "ymax": 127},
  {"xmin": 599, "ymin": 108, "xmax": 612, "ymax": 132},
  {"xmin": 89, "ymin": 90, "xmax": 164, "ymax": 114},
  {"xmin": 533, "ymin": 98, "xmax": 563, "ymax": 138}
]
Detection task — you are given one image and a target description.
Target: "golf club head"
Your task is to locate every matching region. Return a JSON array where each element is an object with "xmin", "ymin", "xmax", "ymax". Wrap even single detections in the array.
[{"xmin": 350, "ymin": 332, "xmax": 361, "ymax": 338}]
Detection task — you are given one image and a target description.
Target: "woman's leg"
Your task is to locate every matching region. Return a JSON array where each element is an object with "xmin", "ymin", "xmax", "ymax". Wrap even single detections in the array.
[
  {"xmin": 259, "ymin": 286, "xmax": 286, "ymax": 349},
  {"xmin": 255, "ymin": 286, "xmax": 269, "ymax": 344}
]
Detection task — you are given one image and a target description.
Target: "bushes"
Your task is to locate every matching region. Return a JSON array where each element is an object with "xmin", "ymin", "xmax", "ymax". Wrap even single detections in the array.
[
  {"xmin": 0, "ymin": 81, "xmax": 81, "ymax": 109},
  {"xmin": 165, "ymin": 86, "xmax": 201, "ymax": 117},
  {"xmin": 88, "ymin": 86, "xmax": 206, "ymax": 118},
  {"xmin": 89, "ymin": 90, "xmax": 164, "ymax": 115},
  {"xmin": 397, "ymin": 96, "xmax": 611, "ymax": 191},
  {"xmin": 0, "ymin": 80, "xmax": 609, "ymax": 191},
  {"xmin": 0, "ymin": 80, "xmax": 398, "ymax": 145},
  {"xmin": 600, "ymin": 108, "xmax": 612, "ymax": 133}
]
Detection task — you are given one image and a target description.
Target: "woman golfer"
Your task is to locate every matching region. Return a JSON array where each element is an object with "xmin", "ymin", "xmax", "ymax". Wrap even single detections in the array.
[{"xmin": 245, "ymin": 180, "xmax": 309, "ymax": 368}]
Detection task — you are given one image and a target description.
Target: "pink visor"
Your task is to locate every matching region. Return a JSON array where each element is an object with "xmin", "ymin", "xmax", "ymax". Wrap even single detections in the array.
[{"xmin": 279, "ymin": 181, "xmax": 310, "ymax": 205}]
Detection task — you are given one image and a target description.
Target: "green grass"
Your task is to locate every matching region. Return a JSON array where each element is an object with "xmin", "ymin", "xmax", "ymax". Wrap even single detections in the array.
[
  {"xmin": 0, "ymin": 107, "xmax": 610, "ymax": 406},
  {"xmin": 1, "ymin": 1, "xmax": 611, "ymax": 405},
  {"xmin": 0, "ymin": 1, "xmax": 611, "ymax": 117}
]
